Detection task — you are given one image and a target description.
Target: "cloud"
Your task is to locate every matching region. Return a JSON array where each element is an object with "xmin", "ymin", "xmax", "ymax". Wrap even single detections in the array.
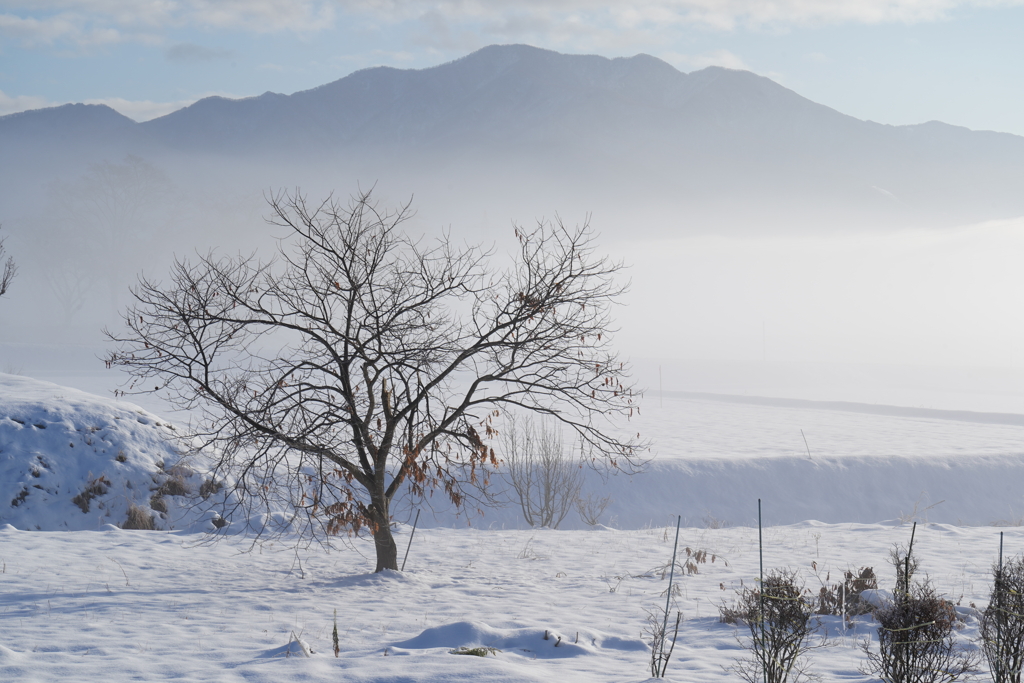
[
  {"xmin": 0, "ymin": 1, "xmax": 337, "ymax": 45},
  {"xmin": 82, "ymin": 96, "xmax": 197, "ymax": 121},
  {"xmin": 338, "ymin": 0, "xmax": 1024, "ymax": 55},
  {"xmin": 3, "ymin": 0, "xmax": 1024, "ymax": 51},
  {"xmin": 0, "ymin": 89, "xmax": 198, "ymax": 122},
  {"xmin": 344, "ymin": 0, "xmax": 1024, "ymax": 32},
  {"xmin": 165, "ymin": 41, "xmax": 233, "ymax": 63},
  {"xmin": 0, "ymin": 11, "xmax": 123, "ymax": 47},
  {"xmin": 661, "ymin": 48, "xmax": 751, "ymax": 72},
  {"xmin": 0, "ymin": 89, "xmax": 51, "ymax": 116}
]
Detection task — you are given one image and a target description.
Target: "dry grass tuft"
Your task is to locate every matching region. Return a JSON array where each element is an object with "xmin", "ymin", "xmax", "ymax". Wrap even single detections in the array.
[{"xmin": 122, "ymin": 504, "xmax": 156, "ymax": 530}]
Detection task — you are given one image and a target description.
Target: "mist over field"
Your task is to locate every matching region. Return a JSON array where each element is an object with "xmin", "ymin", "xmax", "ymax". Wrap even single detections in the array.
[{"xmin": 3, "ymin": 47, "xmax": 1024, "ymax": 411}]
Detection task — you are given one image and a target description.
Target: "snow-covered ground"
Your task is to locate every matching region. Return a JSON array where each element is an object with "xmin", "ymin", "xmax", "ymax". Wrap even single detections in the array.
[
  {"xmin": 3, "ymin": 372, "xmax": 1024, "ymax": 681},
  {"xmin": 0, "ymin": 374, "xmax": 226, "ymax": 532},
  {"xmin": 0, "ymin": 521, "xmax": 1012, "ymax": 682}
]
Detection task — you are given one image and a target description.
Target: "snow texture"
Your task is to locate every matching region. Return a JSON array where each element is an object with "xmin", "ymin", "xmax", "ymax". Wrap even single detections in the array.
[
  {"xmin": 0, "ymin": 373, "xmax": 225, "ymax": 532},
  {"xmin": 0, "ymin": 373, "xmax": 1022, "ymax": 682},
  {"xmin": 0, "ymin": 521, "xmax": 1010, "ymax": 682}
]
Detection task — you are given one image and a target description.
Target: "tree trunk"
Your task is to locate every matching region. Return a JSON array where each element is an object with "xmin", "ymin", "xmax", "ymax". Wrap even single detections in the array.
[{"xmin": 369, "ymin": 494, "xmax": 399, "ymax": 572}]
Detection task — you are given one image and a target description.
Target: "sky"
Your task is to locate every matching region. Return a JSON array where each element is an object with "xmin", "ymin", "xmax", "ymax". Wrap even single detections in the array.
[{"xmin": 2, "ymin": 1, "xmax": 1024, "ymax": 134}]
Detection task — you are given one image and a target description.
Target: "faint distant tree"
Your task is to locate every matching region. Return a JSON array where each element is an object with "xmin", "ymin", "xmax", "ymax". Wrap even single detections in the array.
[
  {"xmin": 39, "ymin": 155, "xmax": 174, "ymax": 319},
  {"xmin": 48, "ymin": 268, "xmax": 96, "ymax": 322},
  {"xmin": 500, "ymin": 413, "xmax": 584, "ymax": 529},
  {"xmin": 0, "ymin": 224, "xmax": 16, "ymax": 298},
  {"xmin": 106, "ymin": 188, "xmax": 644, "ymax": 573}
]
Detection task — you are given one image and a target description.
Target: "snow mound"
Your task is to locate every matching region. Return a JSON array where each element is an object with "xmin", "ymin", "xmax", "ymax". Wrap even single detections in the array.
[
  {"xmin": 392, "ymin": 621, "xmax": 647, "ymax": 659},
  {"xmin": 0, "ymin": 373, "xmax": 224, "ymax": 531}
]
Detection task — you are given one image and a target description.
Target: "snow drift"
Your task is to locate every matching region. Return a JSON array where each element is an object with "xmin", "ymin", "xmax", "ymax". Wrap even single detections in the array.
[{"xmin": 0, "ymin": 373, "xmax": 224, "ymax": 531}]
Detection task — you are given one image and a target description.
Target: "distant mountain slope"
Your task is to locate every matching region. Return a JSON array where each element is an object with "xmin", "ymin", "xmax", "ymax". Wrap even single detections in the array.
[
  {"xmin": 137, "ymin": 45, "xmax": 870, "ymax": 155},
  {"xmin": 2, "ymin": 43, "xmax": 1023, "ymax": 228}
]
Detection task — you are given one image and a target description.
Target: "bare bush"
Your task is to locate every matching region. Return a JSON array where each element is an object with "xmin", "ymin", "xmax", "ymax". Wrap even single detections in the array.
[
  {"xmin": 645, "ymin": 607, "xmax": 681, "ymax": 678},
  {"xmin": 982, "ymin": 554, "xmax": 1024, "ymax": 683},
  {"xmin": 71, "ymin": 475, "xmax": 111, "ymax": 513},
  {"xmin": 501, "ymin": 413, "xmax": 584, "ymax": 529},
  {"xmin": 122, "ymin": 504, "xmax": 156, "ymax": 530},
  {"xmin": 814, "ymin": 566, "xmax": 878, "ymax": 617},
  {"xmin": 726, "ymin": 568, "xmax": 820, "ymax": 683},
  {"xmin": 0, "ymin": 224, "xmax": 16, "ymax": 299},
  {"xmin": 575, "ymin": 491, "xmax": 612, "ymax": 527},
  {"xmin": 862, "ymin": 540, "xmax": 978, "ymax": 683}
]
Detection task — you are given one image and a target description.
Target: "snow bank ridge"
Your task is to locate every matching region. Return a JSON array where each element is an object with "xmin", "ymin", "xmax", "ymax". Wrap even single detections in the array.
[{"xmin": 0, "ymin": 373, "xmax": 225, "ymax": 531}]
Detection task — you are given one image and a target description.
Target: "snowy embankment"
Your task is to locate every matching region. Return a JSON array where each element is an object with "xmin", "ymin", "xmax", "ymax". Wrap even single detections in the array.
[
  {"xmin": 0, "ymin": 373, "xmax": 225, "ymax": 532},
  {"xmin": 419, "ymin": 394, "xmax": 1024, "ymax": 530},
  {"xmin": 5, "ymin": 372, "xmax": 1024, "ymax": 532}
]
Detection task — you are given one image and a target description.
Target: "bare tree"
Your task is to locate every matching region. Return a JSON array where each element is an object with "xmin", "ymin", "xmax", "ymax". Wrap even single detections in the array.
[
  {"xmin": 105, "ymin": 189, "xmax": 643, "ymax": 572},
  {"xmin": 0, "ymin": 224, "xmax": 16, "ymax": 298},
  {"xmin": 500, "ymin": 413, "xmax": 584, "ymax": 529}
]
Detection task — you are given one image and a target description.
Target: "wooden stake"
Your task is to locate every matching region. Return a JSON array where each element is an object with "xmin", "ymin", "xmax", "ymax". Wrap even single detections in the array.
[{"xmin": 401, "ymin": 509, "xmax": 421, "ymax": 572}]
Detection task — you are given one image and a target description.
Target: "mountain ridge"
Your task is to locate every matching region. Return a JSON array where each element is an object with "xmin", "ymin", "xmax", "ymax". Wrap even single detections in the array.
[{"xmin": 2, "ymin": 43, "xmax": 1023, "ymax": 229}]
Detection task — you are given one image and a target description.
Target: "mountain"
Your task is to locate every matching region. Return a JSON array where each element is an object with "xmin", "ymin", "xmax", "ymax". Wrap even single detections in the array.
[{"xmin": 3, "ymin": 44, "xmax": 1024, "ymax": 230}]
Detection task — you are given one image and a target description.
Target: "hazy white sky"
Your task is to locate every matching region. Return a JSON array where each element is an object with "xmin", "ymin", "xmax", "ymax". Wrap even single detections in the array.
[
  {"xmin": 2, "ymin": 1, "xmax": 1024, "ymax": 134},
  {"xmin": 613, "ymin": 216, "xmax": 1024, "ymax": 370}
]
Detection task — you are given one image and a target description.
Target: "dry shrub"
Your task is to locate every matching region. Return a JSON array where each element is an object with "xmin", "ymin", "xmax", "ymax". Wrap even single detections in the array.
[
  {"xmin": 199, "ymin": 477, "xmax": 222, "ymax": 500},
  {"xmin": 501, "ymin": 413, "xmax": 583, "ymax": 529},
  {"xmin": 122, "ymin": 504, "xmax": 156, "ymax": 530},
  {"xmin": 719, "ymin": 601, "xmax": 751, "ymax": 626},
  {"xmin": 575, "ymin": 491, "xmax": 612, "ymax": 526},
  {"xmin": 863, "ymin": 581, "xmax": 977, "ymax": 683},
  {"xmin": 724, "ymin": 569, "xmax": 820, "ymax": 683},
  {"xmin": 982, "ymin": 554, "xmax": 1024, "ymax": 683},
  {"xmin": 153, "ymin": 469, "xmax": 190, "ymax": 497},
  {"xmin": 645, "ymin": 607, "xmax": 682, "ymax": 678},
  {"xmin": 657, "ymin": 547, "xmax": 721, "ymax": 579},
  {"xmin": 72, "ymin": 475, "xmax": 111, "ymax": 513},
  {"xmin": 861, "ymin": 540, "xmax": 977, "ymax": 683},
  {"xmin": 815, "ymin": 566, "xmax": 878, "ymax": 616}
]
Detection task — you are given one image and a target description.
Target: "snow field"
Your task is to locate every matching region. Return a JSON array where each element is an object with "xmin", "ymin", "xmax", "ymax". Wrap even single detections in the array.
[
  {"xmin": 4, "ymin": 373, "xmax": 1024, "ymax": 680},
  {"xmin": 418, "ymin": 394, "xmax": 1024, "ymax": 530},
  {"xmin": 0, "ymin": 521, "xmax": 1015, "ymax": 682}
]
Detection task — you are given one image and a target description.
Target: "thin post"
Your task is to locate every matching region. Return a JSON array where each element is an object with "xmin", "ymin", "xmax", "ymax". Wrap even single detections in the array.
[
  {"xmin": 759, "ymin": 498, "xmax": 765, "ymax": 683},
  {"xmin": 400, "ymin": 509, "xmax": 421, "ymax": 572},
  {"xmin": 841, "ymin": 581, "xmax": 846, "ymax": 636},
  {"xmin": 903, "ymin": 521, "xmax": 917, "ymax": 602},
  {"xmin": 1000, "ymin": 530, "xmax": 1005, "ymax": 574},
  {"xmin": 801, "ymin": 429, "xmax": 811, "ymax": 459},
  {"xmin": 658, "ymin": 515, "xmax": 682, "ymax": 676},
  {"xmin": 998, "ymin": 530, "xmax": 1006, "ymax": 682}
]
